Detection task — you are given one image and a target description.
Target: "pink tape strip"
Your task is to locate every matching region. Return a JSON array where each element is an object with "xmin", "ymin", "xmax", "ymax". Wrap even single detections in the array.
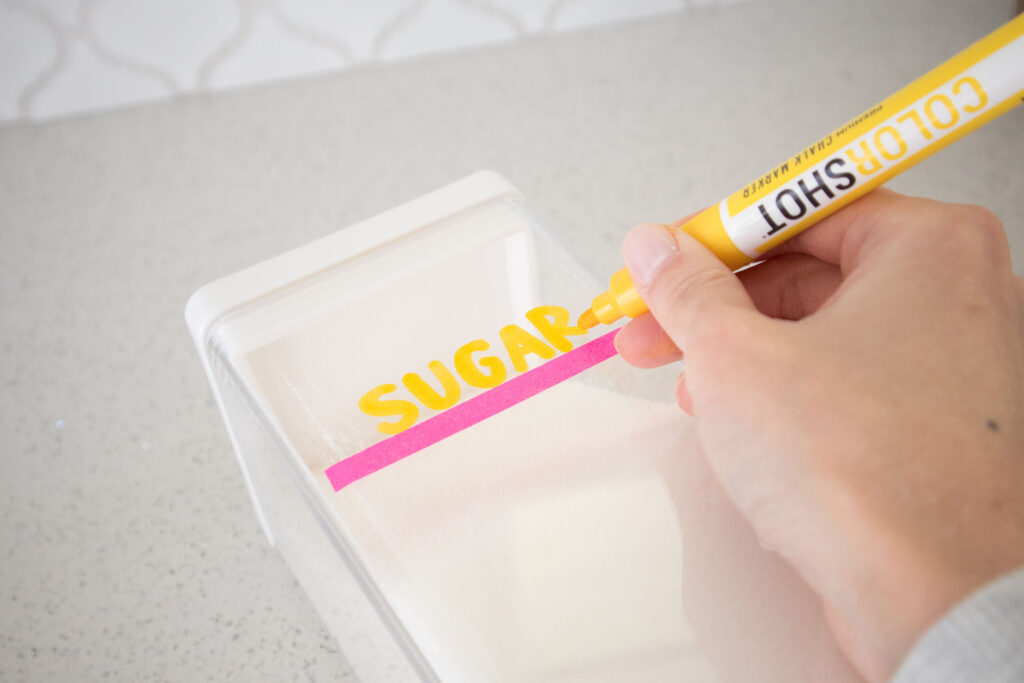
[{"xmin": 325, "ymin": 328, "xmax": 620, "ymax": 491}]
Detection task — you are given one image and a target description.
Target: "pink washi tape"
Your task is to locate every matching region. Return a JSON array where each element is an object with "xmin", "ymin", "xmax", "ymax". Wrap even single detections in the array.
[{"xmin": 325, "ymin": 328, "xmax": 621, "ymax": 491}]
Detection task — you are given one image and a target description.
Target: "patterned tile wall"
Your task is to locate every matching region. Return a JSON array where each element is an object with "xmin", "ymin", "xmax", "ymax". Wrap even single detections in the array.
[{"xmin": 0, "ymin": 0, "xmax": 751, "ymax": 124}]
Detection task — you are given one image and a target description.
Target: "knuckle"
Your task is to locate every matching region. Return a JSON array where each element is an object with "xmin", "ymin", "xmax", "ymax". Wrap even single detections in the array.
[
  {"xmin": 898, "ymin": 201, "xmax": 1008, "ymax": 264},
  {"xmin": 946, "ymin": 204, "xmax": 1009, "ymax": 263},
  {"xmin": 959, "ymin": 204, "xmax": 1005, "ymax": 243}
]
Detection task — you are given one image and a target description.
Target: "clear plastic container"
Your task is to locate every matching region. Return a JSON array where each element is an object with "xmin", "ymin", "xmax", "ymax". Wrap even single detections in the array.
[{"xmin": 186, "ymin": 172, "xmax": 852, "ymax": 683}]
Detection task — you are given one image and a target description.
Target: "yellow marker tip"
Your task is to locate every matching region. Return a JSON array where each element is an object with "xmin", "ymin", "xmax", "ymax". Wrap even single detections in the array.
[{"xmin": 577, "ymin": 308, "xmax": 599, "ymax": 330}]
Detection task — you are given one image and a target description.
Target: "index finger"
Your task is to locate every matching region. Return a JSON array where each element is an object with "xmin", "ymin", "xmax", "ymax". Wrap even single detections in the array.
[{"xmin": 752, "ymin": 189, "xmax": 946, "ymax": 274}]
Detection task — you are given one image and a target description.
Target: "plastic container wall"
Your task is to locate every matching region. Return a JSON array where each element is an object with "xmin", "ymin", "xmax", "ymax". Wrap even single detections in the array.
[{"xmin": 187, "ymin": 172, "xmax": 715, "ymax": 683}]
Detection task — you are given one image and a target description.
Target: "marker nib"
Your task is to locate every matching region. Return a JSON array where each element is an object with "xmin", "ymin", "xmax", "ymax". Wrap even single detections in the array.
[{"xmin": 577, "ymin": 308, "xmax": 599, "ymax": 330}]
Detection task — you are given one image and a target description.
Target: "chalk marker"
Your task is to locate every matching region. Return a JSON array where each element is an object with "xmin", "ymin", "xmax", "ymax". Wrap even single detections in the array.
[{"xmin": 578, "ymin": 14, "xmax": 1024, "ymax": 329}]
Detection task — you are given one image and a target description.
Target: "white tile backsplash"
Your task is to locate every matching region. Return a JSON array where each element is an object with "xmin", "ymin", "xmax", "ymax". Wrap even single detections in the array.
[
  {"xmin": 548, "ymin": 0, "xmax": 683, "ymax": 31},
  {"xmin": 274, "ymin": 0, "xmax": 413, "ymax": 60},
  {"xmin": 30, "ymin": 0, "xmax": 81, "ymax": 27},
  {"xmin": 30, "ymin": 39, "xmax": 172, "ymax": 120},
  {"xmin": 374, "ymin": 0, "xmax": 521, "ymax": 60},
  {"xmin": 0, "ymin": 3, "xmax": 58, "ymax": 120},
  {"xmin": 0, "ymin": 0, "xmax": 754, "ymax": 124},
  {"xmin": 90, "ymin": 0, "xmax": 242, "ymax": 90},
  {"xmin": 209, "ymin": 9, "xmax": 347, "ymax": 89}
]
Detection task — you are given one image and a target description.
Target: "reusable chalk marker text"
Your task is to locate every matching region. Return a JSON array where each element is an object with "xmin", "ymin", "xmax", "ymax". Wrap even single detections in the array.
[
  {"xmin": 358, "ymin": 305, "xmax": 589, "ymax": 434},
  {"xmin": 328, "ymin": 328, "xmax": 619, "ymax": 491}
]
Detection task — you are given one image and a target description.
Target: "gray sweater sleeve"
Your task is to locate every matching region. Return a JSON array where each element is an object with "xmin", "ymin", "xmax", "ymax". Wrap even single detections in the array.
[{"xmin": 892, "ymin": 565, "xmax": 1024, "ymax": 683}]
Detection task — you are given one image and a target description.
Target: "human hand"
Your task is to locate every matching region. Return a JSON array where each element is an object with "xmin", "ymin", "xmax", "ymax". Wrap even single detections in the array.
[{"xmin": 615, "ymin": 190, "xmax": 1024, "ymax": 682}]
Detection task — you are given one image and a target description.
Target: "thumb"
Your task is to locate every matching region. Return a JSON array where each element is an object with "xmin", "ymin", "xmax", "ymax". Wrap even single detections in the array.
[{"xmin": 622, "ymin": 222, "xmax": 759, "ymax": 353}]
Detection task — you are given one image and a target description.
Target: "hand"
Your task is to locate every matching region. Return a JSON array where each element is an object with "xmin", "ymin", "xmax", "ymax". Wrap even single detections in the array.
[{"xmin": 615, "ymin": 189, "xmax": 1024, "ymax": 682}]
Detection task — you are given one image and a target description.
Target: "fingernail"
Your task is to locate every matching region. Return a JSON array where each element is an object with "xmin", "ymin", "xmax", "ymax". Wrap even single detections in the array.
[{"xmin": 623, "ymin": 223, "xmax": 677, "ymax": 287}]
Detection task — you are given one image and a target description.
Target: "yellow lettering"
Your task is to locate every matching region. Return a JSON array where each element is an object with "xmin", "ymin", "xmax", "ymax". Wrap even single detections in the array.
[
  {"xmin": 500, "ymin": 324, "xmax": 555, "ymax": 373},
  {"xmin": 874, "ymin": 125, "xmax": 907, "ymax": 161},
  {"xmin": 845, "ymin": 141, "xmax": 882, "ymax": 175},
  {"xmin": 525, "ymin": 305, "xmax": 588, "ymax": 353},
  {"xmin": 402, "ymin": 361, "xmax": 462, "ymax": 411},
  {"xmin": 925, "ymin": 94, "xmax": 959, "ymax": 130},
  {"xmin": 355, "ymin": 304, "xmax": 588, "ymax": 428},
  {"xmin": 358, "ymin": 384, "xmax": 419, "ymax": 435},
  {"xmin": 953, "ymin": 76, "xmax": 988, "ymax": 113},
  {"xmin": 896, "ymin": 109, "xmax": 932, "ymax": 140},
  {"xmin": 453, "ymin": 340, "xmax": 507, "ymax": 389}
]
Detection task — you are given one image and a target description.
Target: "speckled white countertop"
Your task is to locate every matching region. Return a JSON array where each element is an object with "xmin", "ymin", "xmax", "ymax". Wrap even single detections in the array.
[{"xmin": 2, "ymin": 0, "xmax": 1022, "ymax": 680}]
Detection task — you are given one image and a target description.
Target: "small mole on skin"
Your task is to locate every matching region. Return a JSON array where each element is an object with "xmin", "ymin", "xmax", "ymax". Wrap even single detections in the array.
[{"xmin": 986, "ymin": 419, "xmax": 1000, "ymax": 433}]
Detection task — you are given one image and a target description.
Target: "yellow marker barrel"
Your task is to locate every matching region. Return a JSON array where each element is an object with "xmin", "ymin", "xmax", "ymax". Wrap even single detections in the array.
[{"xmin": 586, "ymin": 14, "xmax": 1024, "ymax": 326}]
